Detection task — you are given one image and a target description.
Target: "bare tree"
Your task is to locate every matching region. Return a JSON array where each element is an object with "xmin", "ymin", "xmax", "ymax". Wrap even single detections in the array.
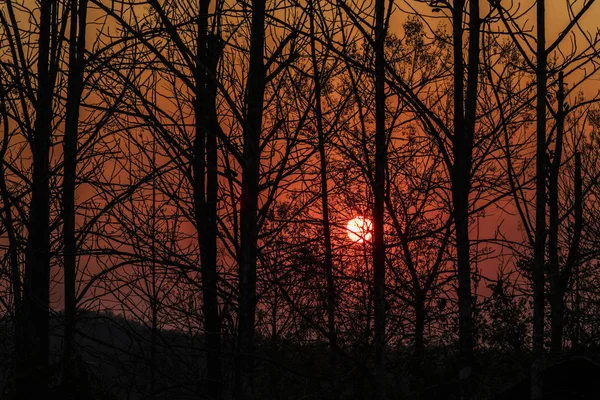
[
  {"xmin": 62, "ymin": 1, "xmax": 89, "ymax": 395},
  {"xmin": 491, "ymin": 1, "xmax": 600, "ymax": 396},
  {"xmin": 0, "ymin": 1, "xmax": 67, "ymax": 395},
  {"xmin": 236, "ymin": 0, "xmax": 267, "ymax": 395},
  {"xmin": 372, "ymin": 0, "xmax": 387, "ymax": 396},
  {"xmin": 308, "ymin": 0, "xmax": 339, "ymax": 394},
  {"xmin": 450, "ymin": 3, "xmax": 480, "ymax": 397}
]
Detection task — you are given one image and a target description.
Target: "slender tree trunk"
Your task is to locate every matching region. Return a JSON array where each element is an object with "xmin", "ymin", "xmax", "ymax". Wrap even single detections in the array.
[
  {"xmin": 268, "ymin": 276, "xmax": 280, "ymax": 399},
  {"xmin": 571, "ymin": 152, "xmax": 583, "ymax": 348},
  {"xmin": 194, "ymin": 2, "xmax": 223, "ymax": 397},
  {"xmin": 236, "ymin": 0, "xmax": 266, "ymax": 397},
  {"xmin": 451, "ymin": 1, "xmax": 479, "ymax": 399},
  {"xmin": 20, "ymin": 0, "xmax": 55, "ymax": 397},
  {"xmin": 532, "ymin": 0, "xmax": 547, "ymax": 398},
  {"xmin": 62, "ymin": 0, "xmax": 88, "ymax": 396},
  {"xmin": 548, "ymin": 72, "xmax": 564, "ymax": 354},
  {"xmin": 204, "ymin": 33, "xmax": 223, "ymax": 399},
  {"xmin": 373, "ymin": 0, "xmax": 387, "ymax": 397},
  {"xmin": 414, "ymin": 293, "xmax": 425, "ymax": 355},
  {"xmin": 309, "ymin": 3, "xmax": 338, "ymax": 396},
  {"xmin": 0, "ymin": 100, "xmax": 23, "ymax": 398},
  {"xmin": 549, "ymin": 290, "xmax": 565, "ymax": 354},
  {"xmin": 573, "ymin": 153, "xmax": 582, "ymax": 265},
  {"xmin": 150, "ymin": 293, "xmax": 158, "ymax": 397},
  {"xmin": 149, "ymin": 130, "xmax": 158, "ymax": 398},
  {"xmin": 411, "ymin": 292, "xmax": 426, "ymax": 393}
]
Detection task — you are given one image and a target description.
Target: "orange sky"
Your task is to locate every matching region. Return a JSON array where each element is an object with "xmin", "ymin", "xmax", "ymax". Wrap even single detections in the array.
[{"xmin": 4, "ymin": 0, "xmax": 599, "ymax": 314}]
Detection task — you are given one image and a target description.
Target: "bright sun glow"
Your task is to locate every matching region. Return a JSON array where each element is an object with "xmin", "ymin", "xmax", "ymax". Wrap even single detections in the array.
[{"xmin": 346, "ymin": 216, "xmax": 373, "ymax": 243}]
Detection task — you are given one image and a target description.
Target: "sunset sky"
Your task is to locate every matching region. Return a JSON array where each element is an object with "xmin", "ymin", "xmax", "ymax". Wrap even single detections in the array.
[{"xmin": 2, "ymin": 1, "xmax": 600, "ymax": 398}]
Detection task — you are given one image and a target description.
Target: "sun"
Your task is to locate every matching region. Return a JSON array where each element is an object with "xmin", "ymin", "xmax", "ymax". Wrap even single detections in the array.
[{"xmin": 346, "ymin": 216, "xmax": 373, "ymax": 243}]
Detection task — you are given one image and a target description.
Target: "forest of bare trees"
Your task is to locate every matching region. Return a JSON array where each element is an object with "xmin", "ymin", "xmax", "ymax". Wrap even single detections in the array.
[{"xmin": 1, "ymin": 0, "xmax": 600, "ymax": 399}]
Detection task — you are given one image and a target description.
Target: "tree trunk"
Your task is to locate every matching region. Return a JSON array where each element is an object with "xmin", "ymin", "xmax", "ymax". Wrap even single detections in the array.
[
  {"xmin": 532, "ymin": 0, "xmax": 547, "ymax": 398},
  {"xmin": 571, "ymin": 152, "xmax": 583, "ymax": 350},
  {"xmin": 0, "ymin": 96, "xmax": 23, "ymax": 399},
  {"xmin": 452, "ymin": 1, "xmax": 479, "ymax": 398},
  {"xmin": 149, "ymin": 124, "xmax": 158, "ymax": 398},
  {"xmin": 415, "ymin": 293, "xmax": 425, "ymax": 355},
  {"xmin": 373, "ymin": 0, "xmax": 387, "ymax": 396},
  {"xmin": 236, "ymin": 0, "xmax": 266, "ymax": 397},
  {"xmin": 309, "ymin": 3, "xmax": 338, "ymax": 396},
  {"xmin": 194, "ymin": 2, "xmax": 223, "ymax": 397},
  {"xmin": 412, "ymin": 292, "xmax": 426, "ymax": 393},
  {"xmin": 62, "ymin": 0, "xmax": 88, "ymax": 396},
  {"xmin": 549, "ymin": 291, "xmax": 565, "ymax": 354},
  {"xmin": 548, "ymin": 72, "xmax": 564, "ymax": 354},
  {"xmin": 203, "ymin": 34, "xmax": 223, "ymax": 399},
  {"xmin": 20, "ymin": 0, "xmax": 55, "ymax": 397}
]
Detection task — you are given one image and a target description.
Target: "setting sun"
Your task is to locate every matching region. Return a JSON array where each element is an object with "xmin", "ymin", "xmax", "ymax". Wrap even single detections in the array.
[{"xmin": 346, "ymin": 216, "xmax": 373, "ymax": 243}]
